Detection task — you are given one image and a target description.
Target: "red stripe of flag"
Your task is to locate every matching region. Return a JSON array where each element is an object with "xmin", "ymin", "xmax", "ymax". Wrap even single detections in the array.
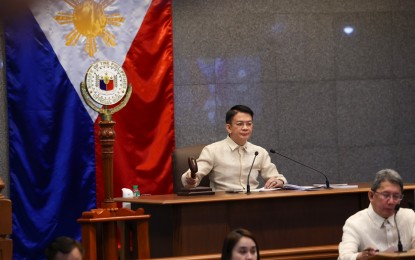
[{"xmin": 94, "ymin": 0, "xmax": 174, "ymax": 205}]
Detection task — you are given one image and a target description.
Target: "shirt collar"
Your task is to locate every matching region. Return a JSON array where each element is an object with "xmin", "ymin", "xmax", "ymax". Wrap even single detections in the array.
[
  {"xmin": 226, "ymin": 135, "xmax": 248, "ymax": 151},
  {"xmin": 368, "ymin": 203, "xmax": 396, "ymax": 228}
]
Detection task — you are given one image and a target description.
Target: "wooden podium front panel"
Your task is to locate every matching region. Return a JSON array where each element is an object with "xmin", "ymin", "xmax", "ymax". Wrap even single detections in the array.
[
  {"xmin": 175, "ymin": 202, "xmax": 229, "ymax": 255},
  {"xmin": 227, "ymin": 193, "xmax": 362, "ymax": 249},
  {"xmin": 115, "ymin": 184, "xmax": 415, "ymax": 258}
]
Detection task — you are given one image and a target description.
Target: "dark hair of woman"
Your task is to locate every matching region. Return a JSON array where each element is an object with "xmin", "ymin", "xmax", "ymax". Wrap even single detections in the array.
[
  {"xmin": 45, "ymin": 236, "xmax": 84, "ymax": 260},
  {"xmin": 221, "ymin": 228, "xmax": 260, "ymax": 260}
]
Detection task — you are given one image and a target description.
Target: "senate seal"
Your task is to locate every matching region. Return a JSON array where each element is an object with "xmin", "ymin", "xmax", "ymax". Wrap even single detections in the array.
[{"xmin": 84, "ymin": 60, "xmax": 128, "ymax": 105}]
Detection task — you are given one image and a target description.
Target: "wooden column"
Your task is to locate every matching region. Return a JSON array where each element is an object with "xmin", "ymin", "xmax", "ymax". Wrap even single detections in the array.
[
  {"xmin": 79, "ymin": 66, "xmax": 139, "ymax": 259},
  {"xmin": 99, "ymin": 120, "xmax": 117, "ymax": 209},
  {"xmin": 78, "ymin": 116, "xmax": 152, "ymax": 259}
]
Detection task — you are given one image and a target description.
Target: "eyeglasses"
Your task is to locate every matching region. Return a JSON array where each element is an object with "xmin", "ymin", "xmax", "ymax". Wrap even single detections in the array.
[
  {"xmin": 232, "ymin": 121, "xmax": 253, "ymax": 128},
  {"xmin": 373, "ymin": 191, "xmax": 404, "ymax": 201}
]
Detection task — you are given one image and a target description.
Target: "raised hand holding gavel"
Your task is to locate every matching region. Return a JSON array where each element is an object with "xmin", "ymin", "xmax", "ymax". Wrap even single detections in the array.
[{"xmin": 188, "ymin": 157, "xmax": 198, "ymax": 179}]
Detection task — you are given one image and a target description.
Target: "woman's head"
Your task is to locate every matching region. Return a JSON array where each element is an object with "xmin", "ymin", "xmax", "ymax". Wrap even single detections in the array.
[
  {"xmin": 45, "ymin": 236, "xmax": 84, "ymax": 260},
  {"xmin": 221, "ymin": 228, "xmax": 259, "ymax": 260}
]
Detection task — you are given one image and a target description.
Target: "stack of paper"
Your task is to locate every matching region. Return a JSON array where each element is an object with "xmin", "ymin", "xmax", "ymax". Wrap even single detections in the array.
[
  {"xmin": 313, "ymin": 183, "xmax": 359, "ymax": 189},
  {"xmin": 251, "ymin": 187, "xmax": 281, "ymax": 192},
  {"xmin": 283, "ymin": 184, "xmax": 322, "ymax": 191}
]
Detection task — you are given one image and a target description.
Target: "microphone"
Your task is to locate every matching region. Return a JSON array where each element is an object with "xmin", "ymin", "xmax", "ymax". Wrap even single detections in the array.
[
  {"xmin": 269, "ymin": 149, "xmax": 331, "ymax": 189},
  {"xmin": 394, "ymin": 204, "xmax": 404, "ymax": 252},
  {"xmin": 246, "ymin": 151, "xmax": 259, "ymax": 194}
]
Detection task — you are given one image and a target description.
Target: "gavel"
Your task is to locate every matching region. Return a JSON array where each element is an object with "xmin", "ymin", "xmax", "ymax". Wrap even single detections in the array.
[{"xmin": 188, "ymin": 157, "xmax": 198, "ymax": 179}]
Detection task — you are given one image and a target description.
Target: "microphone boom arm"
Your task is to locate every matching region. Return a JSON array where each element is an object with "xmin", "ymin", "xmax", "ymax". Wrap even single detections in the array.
[{"xmin": 269, "ymin": 149, "xmax": 331, "ymax": 189}]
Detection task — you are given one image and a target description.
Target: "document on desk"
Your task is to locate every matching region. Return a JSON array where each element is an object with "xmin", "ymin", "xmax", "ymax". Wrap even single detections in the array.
[
  {"xmin": 251, "ymin": 187, "xmax": 281, "ymax": 192},
  {"xmin": 283, "ymin": 184, "xmax": 322, "ymax": 191},
  {"xmin": 313, "ymin": 183, "xmax": 359, "ymax": 189}
]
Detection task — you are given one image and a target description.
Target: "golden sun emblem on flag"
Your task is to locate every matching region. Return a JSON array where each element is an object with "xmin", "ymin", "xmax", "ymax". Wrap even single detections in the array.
[{"xmin": 54, "ymin": 0, "xmax": 125, "ymax": 57}]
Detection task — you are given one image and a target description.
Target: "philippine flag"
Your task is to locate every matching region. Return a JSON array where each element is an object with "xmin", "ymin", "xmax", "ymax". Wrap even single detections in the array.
[{"xmin": 5, "ymin": 0, "xmax": 174, "ymax": 258}]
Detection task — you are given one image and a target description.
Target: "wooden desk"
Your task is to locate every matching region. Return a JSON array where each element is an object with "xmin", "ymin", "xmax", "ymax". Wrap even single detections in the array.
[
  {"xmin": 115, "ymin": 183, "xmax": 415, "ymax": 258},
  {"xmin": 147, "ymin": 244, "xmax": 339, "ymax": 260},
  {"xmin": 373, "ymin": 250, "xmax": 415, "ymax": 259}
]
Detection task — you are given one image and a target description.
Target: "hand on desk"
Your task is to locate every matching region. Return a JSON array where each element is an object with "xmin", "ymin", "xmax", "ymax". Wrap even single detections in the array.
[
  {"xmin": 264, "ymin": 178, "xmax": 284, "ymax": 189},
  {"xmin": 357, "ymin": 247, "xmax": 378, "ymax": 260}
]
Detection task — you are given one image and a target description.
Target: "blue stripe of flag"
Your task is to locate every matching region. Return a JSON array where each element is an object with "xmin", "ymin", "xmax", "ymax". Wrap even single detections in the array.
[{"xmin": 5, "ymin": 10, "xmax": 96, "ymax": 259}]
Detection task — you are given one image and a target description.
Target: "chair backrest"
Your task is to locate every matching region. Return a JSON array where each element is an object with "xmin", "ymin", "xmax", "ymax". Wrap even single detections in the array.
[{"xmin": 172, "ymin": 144, "xmax": 210, "ymax": 193}]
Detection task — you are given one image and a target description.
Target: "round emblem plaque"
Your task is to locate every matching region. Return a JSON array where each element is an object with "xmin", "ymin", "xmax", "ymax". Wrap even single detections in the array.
[{"xmin": 84, "ymin": 60, "xmax": 128, "ymax": 105}]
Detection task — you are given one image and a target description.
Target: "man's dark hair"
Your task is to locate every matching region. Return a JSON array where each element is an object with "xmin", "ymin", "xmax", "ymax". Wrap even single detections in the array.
[
  {"xmin": 225, "ymin": 105, "xmax": 254, "ymax": 124},
  {"xmin": 45, "ymin": 236, "xmax": 84, "ymax": 260},
  {"xmin": 371, "ymin": 169, "xmax": 403, "ymax": 192}
]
